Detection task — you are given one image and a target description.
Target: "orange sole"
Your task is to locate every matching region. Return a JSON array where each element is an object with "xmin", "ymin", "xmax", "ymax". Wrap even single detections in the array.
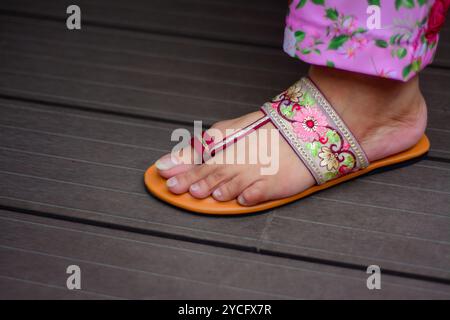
[{"xmin": 144, "ymin": 135, "xmax": 430, "ymax": 215}]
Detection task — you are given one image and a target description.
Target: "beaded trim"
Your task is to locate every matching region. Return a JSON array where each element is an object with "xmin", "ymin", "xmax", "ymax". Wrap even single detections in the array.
[{"xmin": 261, "ymin": 77, "xmax": 369, "ymax": 185}]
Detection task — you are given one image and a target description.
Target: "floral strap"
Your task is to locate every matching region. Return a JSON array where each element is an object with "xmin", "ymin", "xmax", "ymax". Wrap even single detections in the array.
[{"xmin": 261, "ymin": 77, "xmax": 369, "ymax": 185}]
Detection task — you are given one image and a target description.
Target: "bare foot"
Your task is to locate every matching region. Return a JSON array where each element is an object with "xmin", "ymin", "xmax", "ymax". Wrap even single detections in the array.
[{"xmin": 156, "ymin": 66, "xmax": 427, "ymax": 206}]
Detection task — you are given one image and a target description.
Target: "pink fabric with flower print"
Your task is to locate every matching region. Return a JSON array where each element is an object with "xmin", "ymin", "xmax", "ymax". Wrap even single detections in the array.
[
  {"xmin": 261, "ymin": 77, "xmax": 369, "ymax": 185},
  {"xmin": 284, "ymin": 0, "xmax": 449, "ymax": 81}
]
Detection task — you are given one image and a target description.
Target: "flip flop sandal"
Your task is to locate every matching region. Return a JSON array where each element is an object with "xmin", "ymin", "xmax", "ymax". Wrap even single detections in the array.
[{"xmin": 144, "ymin": 77, "xmax": 430, "ymax": 215}]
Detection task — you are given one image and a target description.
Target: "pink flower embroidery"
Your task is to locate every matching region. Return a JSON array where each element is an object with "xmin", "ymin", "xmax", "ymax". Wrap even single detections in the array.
[
  {"xmin": 338, "ymin": 43, "xmax": 357, "ymax": 59},
  {"xmin": 292, "ymin": 107, "xmax": 328, "ymax": 142},
  {"xmin": 352, "ymin": 34, "xmax": 368, "ymax": 49},
  {"xmin": 338, "ymin": 34, "xmax": 367, "ymax": 59},
  {"xmin": 376, "ymin": 68, "xmax": 397, "ymax": 79},
  {"xmin": 342, "ymin": 142, "xmax": 350, "ymax": 151},
  {"xmin": 425, "ymin": 0, "xmax": 450, "ymax": 43}
]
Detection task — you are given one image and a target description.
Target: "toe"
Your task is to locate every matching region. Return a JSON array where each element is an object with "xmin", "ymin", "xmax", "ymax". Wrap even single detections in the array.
[
  {"xmin": 156, "ymin": 154, "xmax": 180, "ymax": 171},
  {"xmin": 156, "ymin": 153, "xmax": 193, "ymax": 179},
  {"xmin": 167, "ymin": 163, "xmax": 217, "ymax": 194},
  {"xmin": 158, "ymin": 162, "xmax": 195, "ymax": 179},
  {"xmin": 189, "ymin": 167, "xmax": 236, "ymax": 199},
  {"xmin": 237, "ymin": 180, "xmax": 270, "ymax": 206},
  {"xmin": 156, "ymin": 144, "xmax": 199, "ymax": 178},
  {"xmin": 211, "ymin": 174, "xmax": 253, "ymax": 202}
]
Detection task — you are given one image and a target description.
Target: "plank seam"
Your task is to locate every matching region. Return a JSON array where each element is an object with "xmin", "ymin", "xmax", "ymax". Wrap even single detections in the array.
[
  {"xmin": 0, "ymin": 94, "xmax": 449, "ymax": 164},
  {"xmin": 1, "ymin": 203, "xmax": 450, "ymax": 286},
  {"xmin": 1, "ymin": 9, "xmax": 449, "ymax": 71}
]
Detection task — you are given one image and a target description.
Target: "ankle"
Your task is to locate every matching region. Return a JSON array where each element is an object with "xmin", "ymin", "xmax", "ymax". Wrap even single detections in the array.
[{"xmin": 308, "ymin": 65, "xmax": 427, "ymax": 160}]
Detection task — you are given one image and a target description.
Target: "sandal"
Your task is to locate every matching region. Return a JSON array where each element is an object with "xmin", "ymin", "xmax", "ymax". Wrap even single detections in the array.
[{"xmin": 144, "ymin": 77, "xmax": 429, "ymax": 215}]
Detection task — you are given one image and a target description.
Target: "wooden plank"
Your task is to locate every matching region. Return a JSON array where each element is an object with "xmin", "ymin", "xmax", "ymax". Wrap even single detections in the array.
[
  {"xmin": 0, "ymin": 16, "xmax": 448, "ymax": 101},
  {"xmin": 0, "ymin": 16, "xmax": 298, "ymax": 75},
  {"xmin": 0, "ymin": 17, "xmax": 448, "ymax": 160},
  {"xmin": 0, "ymin": 0, "xmax": 285, "ymax": 47},
  {"xmin": 0, "ymin": 100, "xmax": 449, "ymax": 280},
  {"xmin": 0, "ymin": 15, "xmax": 448, "ymax": 105},
  {"xmin": 1, "ymin": 0, "xmax": 449, "ymax": 67},
  {"xmin": 1, "ymin": 209, "xmax": 449, "ymax": 299},
  {"xmin": 0, "ymin": 276, "xmax": 119, "ymax": 299}
]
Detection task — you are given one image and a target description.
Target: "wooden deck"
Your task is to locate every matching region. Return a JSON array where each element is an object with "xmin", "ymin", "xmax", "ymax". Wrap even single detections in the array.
[{"xmin": 0, "ymin": 0, "xmax": 449, "ymax": 299}]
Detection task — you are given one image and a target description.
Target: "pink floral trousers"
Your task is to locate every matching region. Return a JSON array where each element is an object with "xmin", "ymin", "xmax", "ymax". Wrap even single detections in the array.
[{"xmin": 284, "ymin": 0, "xmax": 449, "ymax": 81}]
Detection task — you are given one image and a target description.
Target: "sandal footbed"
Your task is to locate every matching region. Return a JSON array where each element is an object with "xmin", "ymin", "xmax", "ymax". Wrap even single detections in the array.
[{"xmin": 144, "ymin": 135, "xmax": 430, "ymax": 215}]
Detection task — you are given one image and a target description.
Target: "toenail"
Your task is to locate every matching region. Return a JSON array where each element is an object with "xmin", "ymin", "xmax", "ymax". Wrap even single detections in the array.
[
  {"xmin": 156, "ymin": 155, "xmax": 179, "ymax": 171},
  {"xmin": 190, "ymin": 183, "xmax": 200, "ymax": 192},
  {"xmin": 166, "ymin": 177, "xmax": 178, "ymax": 188},
  {"xmin": 212, "ymin": 188, "xmax": 222, "ymax": 199},
  {"xmin": 237, "ymin": 195, "xmax": 246, "ymax": 205}
]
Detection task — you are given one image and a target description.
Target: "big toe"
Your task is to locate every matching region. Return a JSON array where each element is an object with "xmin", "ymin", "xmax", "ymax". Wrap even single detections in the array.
[
  {"xmin": 156, "ymin": 154, "xmax": 190, "ymax": 177},
  {"xmin": 156, "ymin": 142, "xmax": 200, "ymax": 178}
]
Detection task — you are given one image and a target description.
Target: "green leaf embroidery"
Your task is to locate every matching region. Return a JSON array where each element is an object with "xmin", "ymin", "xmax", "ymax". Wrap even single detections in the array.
[
  {"xmin": 326, "ymin": 60, "xmax": 335, "ymax": 68},
  {"xmin": 306, "ymin": 142, "xmax": 321, "ymax": 157},
  {"xmin": 396, "ymin": 47, "xmax": 407, "ymax": 58},
  {"xmin": 296, "ymin": 0, "xmax": 307, "ymax": 9},
  {"xmin": 301, "ymin": 48, "xmax": 312, "ymax": 54},
  {"xmin": 294, "ymin": 30, "xmax": 306, "ymax": 42},
  {"xmin": 324, "ymin": 171, "xmax": 338, "ymax": 181},
  {"xmin": 352, "ymin": 27, "xmax": 367, "ymax": 36},
  {"xmin": 328, "ymin": 35, "xmax": 349, "ymax": 50},
  {"xmin": 412, "ymin": 59, "xmax": 421, "ymax": 72},
  {"xmin": 402, "ymin": 64, "xmax": 413, "ymax": 79},
  {"xmin": 420, "ymin": 32, "xmax": 427, "ymax": 44},
  {"xmin": 280, "ymin": 105, "xmax": 294, "ymax": 117},
  {"xmin": 390, "ymin": 33, "xmax": 406, "ymax": 45},
  {"xmin": 417, "ymin": 0, "xmax": 427, "ymax": 6},
  {"xmin": 325, "ymin": 8, "xmax": 339, "ymax": 21},
  {"xmin": 390, "ymin": 34, "xmax": 398, "ymax": 45},
  {"xmin": 395, "ymin": 0, "xmax": 415, "ymax": 10},
  {"xmin": 343, "ymin": 155, "xmax": 355, "ymax": 167},
  {"xmin": 419, "ymin": 16, "xmax": 428, "ymax": 27},
  {"xmin": 375, "ymin": 39, "xmax": 388, "ymax": 48},
  {"xmin": 297, "ymin": 0, "xmax": 325, "ymax": 8},
  {"xmin": 326, "ymin": 130, "xmax": 339, "ymax": 144},
  {"xmin": 368, "ymin": 0, "xmax": 380, "ymax": 6},
  {"xmin": 300, "ymin": 92, "xmax": 316, "ymax": 107}
]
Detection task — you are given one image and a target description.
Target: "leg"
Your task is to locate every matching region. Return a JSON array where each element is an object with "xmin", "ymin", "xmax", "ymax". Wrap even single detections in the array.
[
  {"xmin": 156, "ymin": 66, "xmax": 426, "ymax": 206},
  {"xmin": 155, "ymin": 0, "xmax": 446, "ymax": 206}
]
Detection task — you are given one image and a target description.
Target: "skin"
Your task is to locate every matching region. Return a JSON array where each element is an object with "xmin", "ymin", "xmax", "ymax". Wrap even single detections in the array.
[{"xmin": 156, "ymin": 66, "xmax": 428, "ymax": 206}]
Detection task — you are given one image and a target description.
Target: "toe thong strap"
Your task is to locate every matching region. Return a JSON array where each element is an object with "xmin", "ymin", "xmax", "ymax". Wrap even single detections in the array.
[
  {"xmin": 191, "ymin": 115, "xmax": 270, "ymax": 163},
  {"xmin": 261, "ymin": 77, "xmax": 370, "ymax": 185}
]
